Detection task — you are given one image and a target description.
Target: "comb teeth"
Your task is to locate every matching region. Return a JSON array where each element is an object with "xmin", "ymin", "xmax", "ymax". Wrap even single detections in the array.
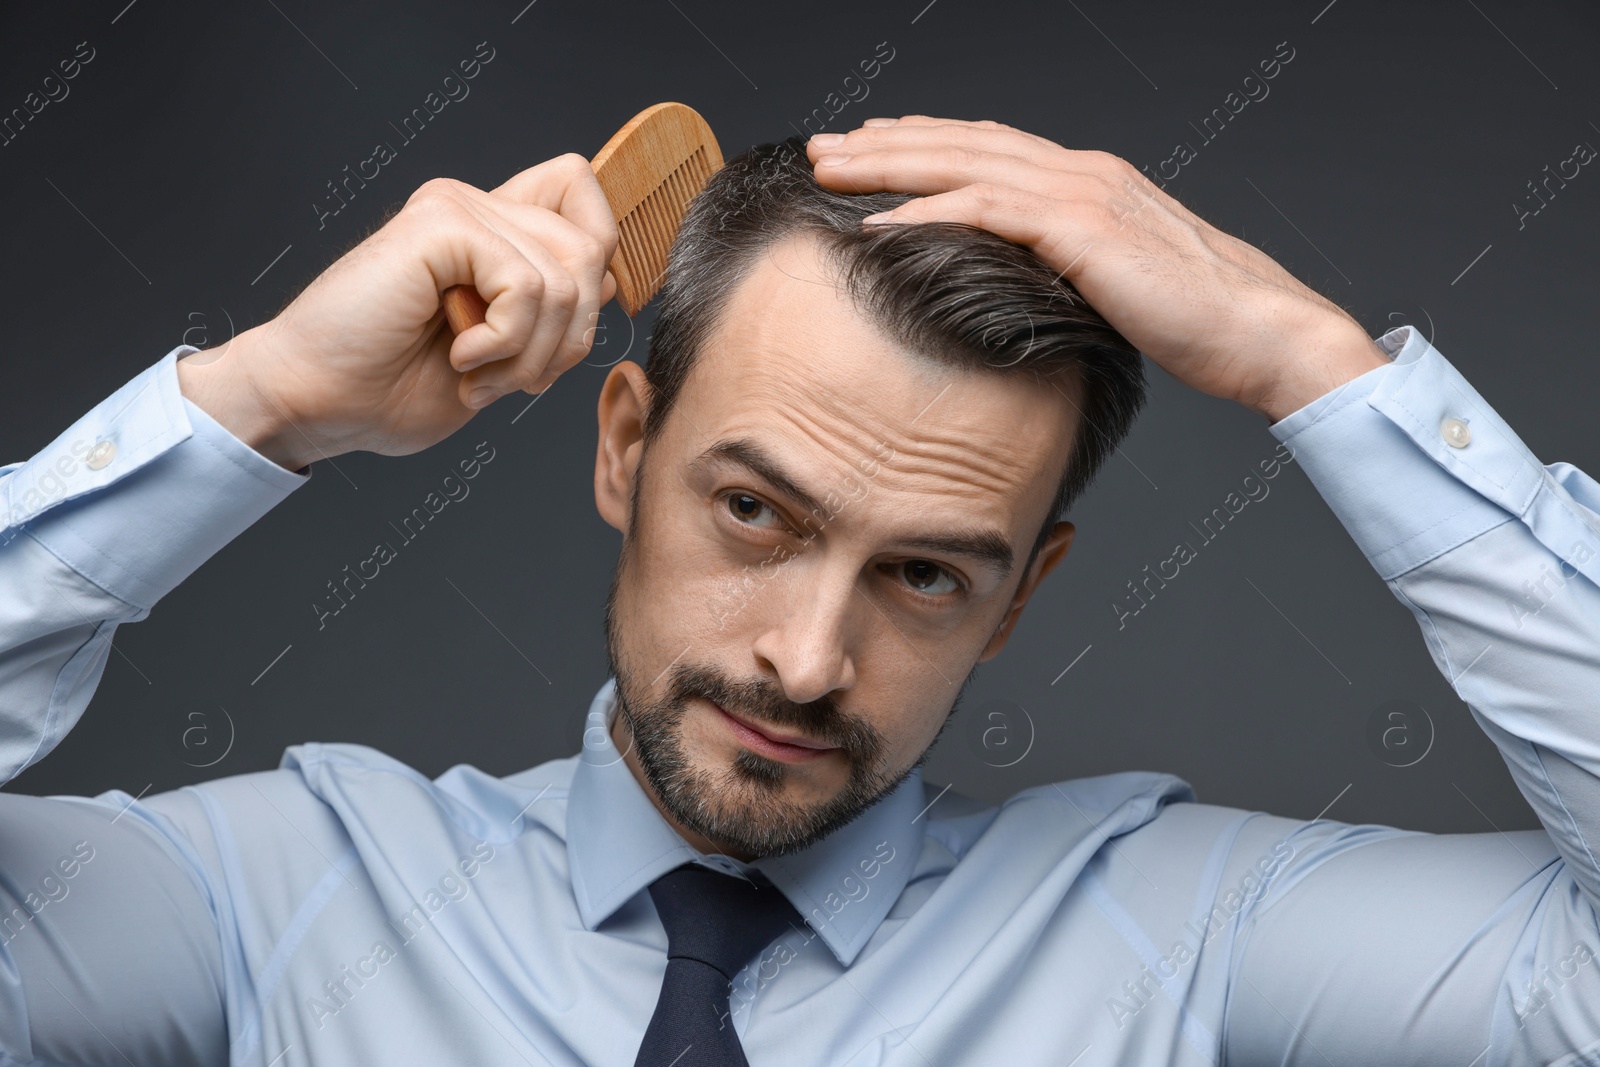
[{"xmin": 613, "ymin": 146, "xmax": 714, "ymax": 316}]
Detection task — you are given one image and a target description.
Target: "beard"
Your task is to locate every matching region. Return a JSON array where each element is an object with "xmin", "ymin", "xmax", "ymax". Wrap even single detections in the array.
[{"xmin": 599, "ymin": 464, "xmax": 971, "ymax": 858}]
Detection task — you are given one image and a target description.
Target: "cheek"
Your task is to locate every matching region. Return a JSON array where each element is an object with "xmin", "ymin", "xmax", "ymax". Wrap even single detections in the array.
[
  {"xmin": 623, "ymin": 504, "xmax": 753, "ymax": 649},
  {"xmin": 853, "ymin": 658, "xmax": 957, "ymax": 759}
]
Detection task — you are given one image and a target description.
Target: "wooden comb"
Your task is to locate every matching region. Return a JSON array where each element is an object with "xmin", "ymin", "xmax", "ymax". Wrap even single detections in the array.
[{"xmin": 440, "ymin": 101, "xmax": 723, "ymax": 333}]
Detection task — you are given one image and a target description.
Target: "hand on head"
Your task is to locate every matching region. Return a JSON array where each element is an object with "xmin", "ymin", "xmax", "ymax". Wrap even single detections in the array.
[{"xmin": 806, "ymin": 115, "xmax": 1387, "ymax": 421}]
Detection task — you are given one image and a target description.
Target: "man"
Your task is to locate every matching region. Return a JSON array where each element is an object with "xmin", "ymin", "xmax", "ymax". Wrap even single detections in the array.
[{"xmin": 1, "ymin": 116, "xmax": 1596, "ymax": 1065}]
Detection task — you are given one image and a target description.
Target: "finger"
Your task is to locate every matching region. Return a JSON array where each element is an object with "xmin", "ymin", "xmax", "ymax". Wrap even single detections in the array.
[
  {"xmin": 832, "ymin": 114, "xmax": 1065, "ymax": 155},
  {"xmin": 811, "ymin": 139, "xmax": 1180, "ymax": 236},
  {"xmin": 482, "ymin": 165, "xmax": 617, "ymax": 369},
  {"xmin": 413, "ymin": 193, "xmax": 546, "ymax": 376},
  {"xmin": 457, "ymin": 239, "xmax": 580, "ymax": 407},
  {"xmin": 414, "ymin": 172, "xmax": 611, "ymax": 407},
  {"xmin": 867, "ymin": 118, "xmax": 1164, "ymax": 198},
  {"xmin": 809, "ymin": 123, "xmax": 1117, "ymax": 189},
  {"xmin": 857, "ymin": 184, "xmax": 1094, "ymax": 279},
  {"xmin": 491, "ymin": 153, "xmax": 590, "ymax": 207},
  {"xmin": 552, "ymin": 158, "xmax": 620, "ymax": 264},
  {"xmin": 501, "ymin": 202, "xmax": 613, "ymax": 384},
  {"xmin": 540, "ymin": 196, "xmax": 616, "ymax": 377},
  {"xmin": 524, "ymin": 279, "xmax": 613, "ymax": 395},
  {"xmin": 543, "ymin": 263, "xmax": 609, "ymax": 389},
  {"xmin": 812, "ymin": 123, "xmax": 1190, "ymax": 230},
  {"xmin": 863, "ymin": 114, "xmax": 1002, "ymax": 129},
  {"xmin": 872, "ymin": 113, "xmax": 997, "ymax": 126},
  {"xmin": 810, "ymin": 144, "xmax": 1057, "ymax": 200},
  {"xmin": 492, "ymin": 152, "xmax": 620, "ymax": 263},
  {"xmin": 430, "ymin": 202, "xmax": 576, "ymax": 404},
  {"xmin": 449, "ymin": 193, "xmax": 611, "ymax": 375}
]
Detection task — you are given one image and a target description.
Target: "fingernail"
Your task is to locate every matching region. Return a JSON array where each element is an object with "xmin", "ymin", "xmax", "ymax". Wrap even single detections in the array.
[
  {"xmin": 810, "ymin": 132, "xmax": 845, "ymax": 147},
  {"xmin": 862, "ymin": 211, "xmax": 894, "ymax": 225},
  {"xmin": 468, "ymin": 385, "xmax": 499, "ymax": 408},
  {"xmin": 815, "ymin": 154, "xmax": 852, "ymax": 166},
  {"xmin": 862, "ymin": 117, "xmax": 898, "ymax": 127}
]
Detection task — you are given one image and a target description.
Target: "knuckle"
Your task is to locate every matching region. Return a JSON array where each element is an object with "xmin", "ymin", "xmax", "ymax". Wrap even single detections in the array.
[
  {"xmin": 407, "ymin": 177, "xmax": 465, "ymax": 211},
  {"xmin": 515, "ymin": 363, "xmax": 546, "ymax": 392},
  {"xmin": 945, "ymin": 145, "xmax": 984, "ymax": 171},
  {"xmin": 596, "ymin": 218, "xmax": 621, "ymax": 256},
  {"xmin": 1086, "ymin": 199, "xmax": 1124, "ymax": 232},
  {"xmin": 557, "ymin": 337, "xmax": 589, "ymax": 369},
  {"xmin": 965, "ymin": 181, "xmax": 1004, "ymax": 206},
  {"xmin": 544, "ymin": 273, "xmax": 580, "ymax": 311},
  {"xmin": 575, "ymin": 232, "xmax": 609, "ymax": 268},
  {"xmin": 508, "ymin": 262, "xmax": 545, "ymax": 301},
  {"xmin": 1090, "ymin": 149, "xmax": 1136, "ymax": 177},
  {"xmin": 1092, "ymin": 168, "xmax": 1134, "ymax": 202}
]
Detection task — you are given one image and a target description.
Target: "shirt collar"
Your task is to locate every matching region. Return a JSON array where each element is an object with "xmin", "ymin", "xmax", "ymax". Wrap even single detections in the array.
[{"xmin": 566, "ymin": 677, "xmax": 927, "ymax": 968}]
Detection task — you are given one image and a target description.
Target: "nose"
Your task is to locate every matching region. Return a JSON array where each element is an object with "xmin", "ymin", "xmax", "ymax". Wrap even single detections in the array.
[{"xmin": 748, "ymin": 563, "xmax": 859, "ymax": 706}]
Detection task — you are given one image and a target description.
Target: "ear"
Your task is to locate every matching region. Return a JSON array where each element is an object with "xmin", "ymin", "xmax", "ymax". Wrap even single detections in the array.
[
  {"xmin": 594, "ymin": 361, "xmax": 652, "ymax": 534},
  {"xmin": 976, "ymin": 521, "xmax": 1075, "ymax": 663}
]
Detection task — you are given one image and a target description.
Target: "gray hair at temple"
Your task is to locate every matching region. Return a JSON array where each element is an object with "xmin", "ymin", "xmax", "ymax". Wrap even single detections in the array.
[{"xmin": 640, "ymin": 136, "xmax": 1147, "ymax": 573}]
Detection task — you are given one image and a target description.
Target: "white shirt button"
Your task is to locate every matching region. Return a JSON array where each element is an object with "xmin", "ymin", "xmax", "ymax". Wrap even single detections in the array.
[
  {"xmin": 85, "ymin": 439, "xmax": 117, "ymax": 469},
  {"xmin": 1441, "ymin": 417, "xmax": 1471, "ymax": 448}
]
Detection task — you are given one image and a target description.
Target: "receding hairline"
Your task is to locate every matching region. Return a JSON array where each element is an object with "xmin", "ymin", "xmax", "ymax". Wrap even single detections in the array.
[
  {"xmin": 641, "ymin": 227, "xmax": 1086, "ymax": 569},
  {"xmin": 659, "ymin": 225, "xmax": 1090, "ymax": 422},
  {"xmin": 640, "ymin": 136, "xmax": 1146, "ymax": 563}
]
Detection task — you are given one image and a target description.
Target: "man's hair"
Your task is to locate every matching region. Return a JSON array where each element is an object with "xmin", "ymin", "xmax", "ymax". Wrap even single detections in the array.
[{"xmin": 640, "ymin": 136, "xmax": 1146, "ymax": 575}]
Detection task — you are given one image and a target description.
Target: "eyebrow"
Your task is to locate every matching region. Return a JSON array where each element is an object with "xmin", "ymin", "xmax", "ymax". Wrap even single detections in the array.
[{"xmin": 690, "ymin": 437, "xmax": 1016, "ymax": 580}]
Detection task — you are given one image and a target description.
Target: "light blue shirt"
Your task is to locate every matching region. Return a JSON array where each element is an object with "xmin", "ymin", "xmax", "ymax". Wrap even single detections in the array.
[{"xmin": 2, "ymin": 325, "xmax": 1599, "ymax": 1066}]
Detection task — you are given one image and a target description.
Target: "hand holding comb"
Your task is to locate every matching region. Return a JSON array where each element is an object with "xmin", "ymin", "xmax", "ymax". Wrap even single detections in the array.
[{"xmin": 440, "ymin": 102, "xmax": 723, "ymax": 334}]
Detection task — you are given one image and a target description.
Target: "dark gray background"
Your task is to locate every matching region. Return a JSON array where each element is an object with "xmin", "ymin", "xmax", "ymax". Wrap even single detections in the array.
[{"xmin": 3, "ymin": 0, "xmax": 1595, "ymax": 837}]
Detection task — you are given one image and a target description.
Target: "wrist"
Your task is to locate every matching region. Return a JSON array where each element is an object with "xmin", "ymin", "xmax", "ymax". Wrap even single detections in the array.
[
  {"xmin": 176, "ymin": 326, "xmax": 317, "ymax": 472},
  {"xmin": 1247, "ymin": 317, "xmax": 1391, "ymax": 423}
]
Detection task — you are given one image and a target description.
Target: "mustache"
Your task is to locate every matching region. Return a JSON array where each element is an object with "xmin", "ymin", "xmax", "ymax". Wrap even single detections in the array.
[{"xmin": 668, "ymin": 663, "xmax": 879, "ymax": 757}]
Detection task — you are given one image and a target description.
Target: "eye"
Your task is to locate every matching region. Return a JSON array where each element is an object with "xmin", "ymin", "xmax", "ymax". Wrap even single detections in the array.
[
  {"xmin": 895, "ymin": 559, "xmax": 960, "ymax": 597},
  {"xmin": 724, "ymin": 492, "xmax": 785, "ymax": 530}
]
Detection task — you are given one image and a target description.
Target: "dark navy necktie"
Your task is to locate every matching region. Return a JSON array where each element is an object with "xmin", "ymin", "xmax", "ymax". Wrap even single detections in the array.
[{"xmin": 633, "ymin": 862, "xmax": 803, "ymax": 1066}]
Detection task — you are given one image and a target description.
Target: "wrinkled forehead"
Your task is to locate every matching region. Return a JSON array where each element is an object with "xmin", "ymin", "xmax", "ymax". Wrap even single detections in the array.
[{"xmin": 663, "ymin": 233, "xmax": 1079, "ymax": 530}]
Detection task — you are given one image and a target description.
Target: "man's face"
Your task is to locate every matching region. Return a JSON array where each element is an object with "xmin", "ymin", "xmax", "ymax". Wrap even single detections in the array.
[{"xmin": 595, "ymin": 234, "xmax": 1078, "ymax": 860}]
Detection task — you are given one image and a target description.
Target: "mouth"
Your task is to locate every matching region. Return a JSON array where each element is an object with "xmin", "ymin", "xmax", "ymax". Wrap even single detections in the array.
[{"xmin": 708, "ymin": 700, "xmax": 840, "ymax": 763}]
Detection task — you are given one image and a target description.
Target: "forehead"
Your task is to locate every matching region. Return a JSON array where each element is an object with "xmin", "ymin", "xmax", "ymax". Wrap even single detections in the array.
[{"xmin": 664, "ymin": 233, "xmax": 1079, "ymax": 538}]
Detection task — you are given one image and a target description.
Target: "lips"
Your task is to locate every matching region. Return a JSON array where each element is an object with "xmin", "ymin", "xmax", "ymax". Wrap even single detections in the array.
[{"xmin": 710, "ymin": 701, "xmax": 838, "ymax": 761}]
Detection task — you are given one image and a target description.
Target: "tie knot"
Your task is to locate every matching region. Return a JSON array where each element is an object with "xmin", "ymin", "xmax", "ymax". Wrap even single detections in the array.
[{"xmin": 647, "ymin": 862, "xmax": 803, "ymax": 979}]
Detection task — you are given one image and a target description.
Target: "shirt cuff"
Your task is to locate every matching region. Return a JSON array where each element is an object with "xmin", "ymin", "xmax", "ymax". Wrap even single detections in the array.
[
  {"xmin": 1267, "ymin": 324, "xmax": 1541, "ymax": 580},
  {"xmin": 2, "ymin": 346, "xmax": 310, "ymax": 609}
]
